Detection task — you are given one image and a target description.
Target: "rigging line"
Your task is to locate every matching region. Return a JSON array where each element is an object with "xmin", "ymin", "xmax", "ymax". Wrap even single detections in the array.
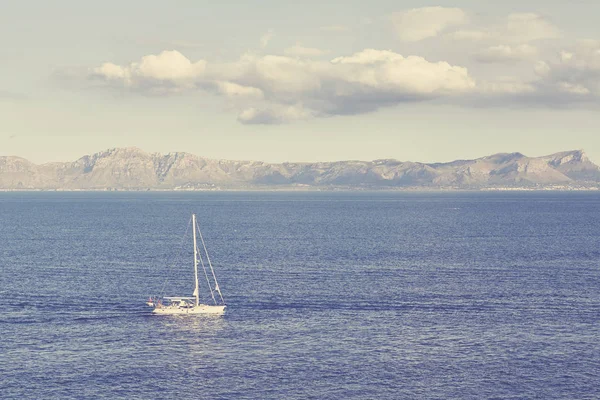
[
  {"xmin": 196, "ymin": 237, "xmax": 218, "ymax": 305},
  {"xmin": 158, "ymin": 216, "xmax": 192, "ymax": 298},
  {"xmin": 196, "ymin": 217, "xmax": 225, "ymax": 304}
]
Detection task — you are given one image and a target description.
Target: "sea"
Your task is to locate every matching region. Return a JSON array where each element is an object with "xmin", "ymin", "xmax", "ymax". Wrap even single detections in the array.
[{"xmin": 1, "ymin": 191, "xmax": 599, "ymax": 399}]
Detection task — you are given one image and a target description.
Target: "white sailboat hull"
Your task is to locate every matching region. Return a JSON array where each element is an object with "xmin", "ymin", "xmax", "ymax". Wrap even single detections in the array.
[
  {"xmin": 152, "ymin": 304, "xmax": 226, "ymax": 315},
  {"xmin": 149, "ymin": 214, "xmax": 227, "ymax": 316}
]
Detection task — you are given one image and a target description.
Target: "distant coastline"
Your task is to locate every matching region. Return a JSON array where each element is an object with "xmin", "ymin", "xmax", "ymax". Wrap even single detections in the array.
[
  {"xmin": 1, "ymin": 186, "xmax": 599, "ymax": 193},
  {"xmin": 1, "ymin": 147, "xmax": 600, "ymax": 191}
]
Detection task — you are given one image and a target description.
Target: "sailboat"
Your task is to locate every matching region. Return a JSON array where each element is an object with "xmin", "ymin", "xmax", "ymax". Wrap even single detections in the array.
[{"xmin": 150, "ymin": 214, "xmax": 226, "ymax": 315}]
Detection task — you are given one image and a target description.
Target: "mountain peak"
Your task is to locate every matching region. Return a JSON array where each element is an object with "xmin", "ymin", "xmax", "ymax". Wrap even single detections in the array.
[
  {"xmin": 544, "ymin": 149, "xmax": 589, "ymax": 166},
  {"xmin": 100, "ymin": 147, "xmax": 147, "ymax": 156}
]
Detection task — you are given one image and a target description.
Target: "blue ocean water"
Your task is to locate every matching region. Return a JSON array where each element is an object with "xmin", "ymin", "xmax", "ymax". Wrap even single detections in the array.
[{"xmin": 1, "ymin": 191, "xmax": 599, "ymax": 399}]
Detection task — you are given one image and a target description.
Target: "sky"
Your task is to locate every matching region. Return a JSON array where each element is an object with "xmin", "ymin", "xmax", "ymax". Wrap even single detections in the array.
[{"xmin": 2, "ymin": 0, "xmax": 600, "ymax": 164}]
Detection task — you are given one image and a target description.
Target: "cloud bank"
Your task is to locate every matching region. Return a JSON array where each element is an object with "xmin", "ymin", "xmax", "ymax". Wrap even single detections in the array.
[
  {"xmin": 69, "ymin": 7, "xmax": 596, "ymax": 124},
  {"xmin": 535, "ymin": 41, "xmax": 600, "ymax": 99},
  {"xmin": 89, "ymin": 49, "xmax": 477, "ymax": 123},
  {"xmin": 476, "ymin": 44, "xmax": 538, "ymax": 63}
]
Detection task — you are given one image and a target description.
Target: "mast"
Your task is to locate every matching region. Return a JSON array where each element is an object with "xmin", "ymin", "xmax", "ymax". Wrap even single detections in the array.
[{"xmin": 192, "ymin": 214, "xmax": 200, "ymax": 307}]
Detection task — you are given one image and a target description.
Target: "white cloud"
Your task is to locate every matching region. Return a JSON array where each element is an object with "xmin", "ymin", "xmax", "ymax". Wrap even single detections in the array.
[
  {"xmin": 216, "ymin": 81, "xmax": 264, "ymax": 99},
  {"xmin": 558, "ymin": 82, "xmax": 590, "ymax": 95},
  {"xmin": 534, "ymin": 41, "xmax": 600, "ymax": 98},
  {"xmin": 391, "ymin": 7, "xmax": 468, "ymax": 42},
  {"xmin": 91, "ymin": 50, "xmax": 206, "ymax": 92},
  {"xmin": 328, "ymin": 49, "xmax": 475, "ymax": 96},
  {"xmin": 331, "ymin": 49, "xmax": 402, "ymax": 64},
  {"xmin": 448, "ymin": 13, "xmax": 560, "ymax": 44},
  {"xmin": 94, "ymin": 63, "xmax": 130, "ymax": 82},
  {"xmin": 80, "ymin": 41, "xmax": 600, "ymax": 123},
  {"xmin": 227, "ymin": 54, "xmax": 324, "ymax": 95},
  {"xmin": 223, "ymin": 50, "xmax": 476, "ymax": 116},
  {"xmin": 284, "ymin": 45, "xmax": 328, "ymax": 57},
  {"xmin": 86, "ymin": 48, "xmax": 476, "ymax": 122},
  {"xmin": 534, "ymin": 61, "xmax": 551, "ymax": 76},
  {"xmin": 237, "ymin": 104, "xmax": 313, "ymax": 124},
  {"xmin": 476, "ymin": 44, "xmax": 538, "ymax": 63},
  {"xmin": 207, "ymin": 50, "xmax": 477, "ymax": 117},
  {"xmin": 260, "ymin": 30, "xmax": 274, "ymax": 48},
  {"xmin": 135, "ymin": 50, "xmax": 206, "ymax": 80},
  {"xmin": 479, "ymin": 79, "xmax": 536, "ymax": 95}
]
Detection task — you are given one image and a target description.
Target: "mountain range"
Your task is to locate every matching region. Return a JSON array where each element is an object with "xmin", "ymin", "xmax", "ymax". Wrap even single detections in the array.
[{"xmin": 1, "ymin": 148, "xmax": 599, "ymax": 190}]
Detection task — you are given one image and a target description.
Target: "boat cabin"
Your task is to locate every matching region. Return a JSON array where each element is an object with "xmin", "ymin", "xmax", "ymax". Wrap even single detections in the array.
[{"xmin": 157, "ymin": 297, "xmax": 197, "ymax": 309}]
